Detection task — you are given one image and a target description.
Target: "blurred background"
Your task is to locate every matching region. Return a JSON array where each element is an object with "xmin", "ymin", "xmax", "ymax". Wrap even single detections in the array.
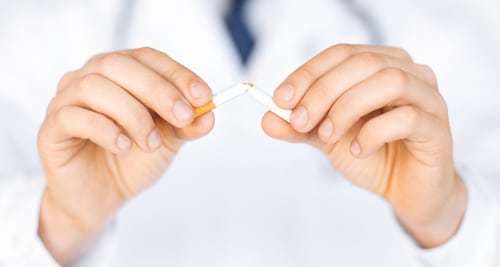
[
  {"xmin": 2, "ymin": 1, "xmax": 498, "ymax": 188},
  {"xmin": 1, "ymin": 0, "xmax": 499, "ymax": 173},
  {"xmin": 0, "ymin": 1, "xmax": 499, "ymax": 266}
]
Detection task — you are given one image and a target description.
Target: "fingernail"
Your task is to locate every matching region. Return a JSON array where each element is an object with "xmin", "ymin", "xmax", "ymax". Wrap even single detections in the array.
[
  {"xmin": 318, "ymin": 119, "xmax": 334, "ymax": 142},
  {"xmin": 275, "ymin": 84, "xmax": 295, "ymax": 102},
  {"xmin": 190, "ymin": 81, "xmax": 210, "ymax": 101},
  {"xmin": 173, "ymin": 100, "xmax": 193, "ymax": 122},
  {"xmin": 147, "ymin": 129, "xmax": 162, "ymax": 150},
  {"xmin": 351, "ymin": 141, "xmax": 361, "ymax": 156},
  {"xmin": 290, "ymin": 106, "xmax": 308, "ymax": 130},
  {"xmin": 116, "ymin": 134, "xmax": 131, "ymax": 152}
]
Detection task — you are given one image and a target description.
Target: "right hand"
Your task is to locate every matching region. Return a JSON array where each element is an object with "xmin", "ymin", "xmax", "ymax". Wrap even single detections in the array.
[{"xmin": 37, "ymin": 47, "xmax": 214, "ymax": 264}]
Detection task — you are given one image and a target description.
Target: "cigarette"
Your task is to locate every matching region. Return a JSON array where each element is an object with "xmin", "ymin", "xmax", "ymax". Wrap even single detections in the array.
[
  {"xmin": 244, "ymin": 83, "xmax": 291, "ymax": 122},
  {"xmin": 194, "ymin": 82, "xmax": 291, "ymax": 123},
  {"xmin": 194, "ymin": 82, "xmax": 248, "ymax": 118}
]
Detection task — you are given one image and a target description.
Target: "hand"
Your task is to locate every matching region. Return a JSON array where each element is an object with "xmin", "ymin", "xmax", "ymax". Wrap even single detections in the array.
[
  {"xmin": 262, "ymin": 44, "xmax": 466, "ymax": 248},
  {"xmin": 37, "ymin": 47, "xmax": 214, "ymax": 264}
]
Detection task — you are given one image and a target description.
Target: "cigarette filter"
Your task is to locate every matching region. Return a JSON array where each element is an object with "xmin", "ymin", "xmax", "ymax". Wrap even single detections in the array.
[{"xmin": 194, "ymin": 82, "xmax": 292, "ymax": 123}]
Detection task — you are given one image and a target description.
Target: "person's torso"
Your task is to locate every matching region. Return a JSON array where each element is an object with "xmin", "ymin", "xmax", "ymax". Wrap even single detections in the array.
[{"xmin": 1, "ymin": 0, "xmax": 499, "ymax": 266}]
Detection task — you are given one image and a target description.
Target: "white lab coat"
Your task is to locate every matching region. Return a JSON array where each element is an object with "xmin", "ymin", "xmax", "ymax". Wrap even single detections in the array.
[{"xmin": 0, "ymin": 0, "xmax": 499, "ymax": 266}]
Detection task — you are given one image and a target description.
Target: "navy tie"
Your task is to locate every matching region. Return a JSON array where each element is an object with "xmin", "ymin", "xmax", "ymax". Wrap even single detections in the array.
[{"xmin": 224, "ymin": 0, "xmax": 256, "ymax": 66}]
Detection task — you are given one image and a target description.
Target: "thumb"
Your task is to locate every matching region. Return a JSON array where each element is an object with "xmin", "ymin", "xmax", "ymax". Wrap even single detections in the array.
[
  {"xmin": 163, "ymin": 111, "xmax": 215, "ymax": 142},
  {"xmin": 261, "ymin": 111, "xmax": 309, "ymax": 143}
]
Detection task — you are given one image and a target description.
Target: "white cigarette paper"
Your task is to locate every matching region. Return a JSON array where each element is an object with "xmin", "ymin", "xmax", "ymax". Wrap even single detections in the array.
[
  {"xmin": 212, "ymin": 83, "xmax": 248, "ymax": 106},
  {"xmin": 245, "ymin": 83, "xmax": 292, "ymax": 122},
  {"xmin": 209, "ymin": 82, "xmax": 292, "ymax": 123}
]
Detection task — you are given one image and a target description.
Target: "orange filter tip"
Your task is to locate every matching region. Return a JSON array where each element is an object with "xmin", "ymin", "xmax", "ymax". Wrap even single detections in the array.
[{"xmin": 194, "ymin": 101, "xmax": 216, "ymax": 118}]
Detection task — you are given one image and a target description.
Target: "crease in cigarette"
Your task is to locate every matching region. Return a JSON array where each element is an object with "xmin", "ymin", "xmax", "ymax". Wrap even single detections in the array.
[
  {"xmin": 245, "ymin": 83, "xmax": 291, "ymax": 122},
  {"xmin": 194, "ymin": 82, "xmax": 292, "ymax": 123}
]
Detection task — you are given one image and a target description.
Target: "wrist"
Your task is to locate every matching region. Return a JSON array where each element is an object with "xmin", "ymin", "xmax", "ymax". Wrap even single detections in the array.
[
  {"xmin": 394, "ymin": 172, "xmax": 467, "ymax": 248},
  {"xmin": 38, "ymin": 189, "xmax": 110, "ymax": 265},
  {"xmin": 41, "ymin": 189, "xmax": 115, "ymax": 234}
]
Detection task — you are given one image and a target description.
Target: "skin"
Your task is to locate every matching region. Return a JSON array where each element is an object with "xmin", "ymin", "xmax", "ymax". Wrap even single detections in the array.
[
  {"xmin": 37, "ymin": 45, "xmax": 466, "ymax": 265},
  {"xmin": 263, "ymin": 44, "xmax": 465, "ymax": 248},
  {"xmin": 37, "ymin": 47, "xmax": 215, "ymax": 265}
]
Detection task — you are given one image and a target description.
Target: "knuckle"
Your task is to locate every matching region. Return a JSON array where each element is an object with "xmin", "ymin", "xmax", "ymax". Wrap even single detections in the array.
[
  {"xmin": 439, "ymin": 93, "xmax": 448, "ymax": 110},
  {"xmin": 46, "ymin": 96, "xmax": 60, "ymax": 115},
  {"xmin": 132, "ymin": 46, "xmax": 156, "ymax": 57},
  {"xmin": 37, "ymin": 124, "xmax": 53, "ymax": 155},
  {"xmin": 77, "ymin": 74, "xmax": 103, "ymax": 99},
  {"xmin": 294, "ymin": 66, "xmax": 318, "ymax": 85},
  {"xmin": 355, "ymin": 52, "xmax": 386, "ymax": 68},
  {"xmin": 146, "ymin": 80, "xmax": 170, "ymax": 106},
  {"xmin": 88, "ymin": 119, "xmax": 114, "ymax": 140},
  {"xmin": 392, "ymin": 47, "xmax": 412, "ymax": 60},
  {"xmin": 329, "ymin": 43, "xmax": 354, "ymax": 57},
  {"xmin": 167, "ymin": 66, "xmax": 195, "ymax": 85},
  {"xmin": 84, "ymin": 113, "xmax": 110, "ymax": 135},
  {"xmin": 127, "ymin": 106, "xmax": 153, "ymax": 134},
  {"xmin": 417, "ymin": 64, "xmax": 434, "ymax": 75},
  {"xmin": 435, "ymin": 93, "xmax": 450, "ymax": 118},
  {"xmin": 97, "ymin": 119, "xmax": 117, "ymax": 137},
  {"xmin": 417, "ymin": 64, "xmax": 438, "ymax": 85},
  {"xmin": 78, "ymin": 73, "xmax": 102, "ymax": 90},
  {"xmin": 96, "ymin": 52, "xmax": 129, "ymax": 71},
  {"xmin": 400, "ymin": 106, "xmax": 419, "ymax": 126},
  {"xmin": 54, "ymin": 106, "xmax": 72, "ymax": 131},
  {"xmin": 381, "ymin": 68, "xmax": 409, "ymax": 94},
  {"xmin": 337, "ymin": 94, "xmax": 360, "ymax": 116},
  {"xmin": 57, "ymin": 71, "xmax": 77, "ymax": 91},
  {"xmin": 85, "ymin": 113, "xmax": 100, "ymax": 128},
  {"xmin": 86, "ymin": 52, "xmax": 107, "ymax": 65},
  {"xmin": 36, "ymin": 132, "xmax": 47, "ymax": 152},
  {"xmin": 311, "ymin": 78, "xmax": 331, "ymax": 99},
  {"xmin": 59, "ymin": 71, "xmax": 74, "ymax": 82}
]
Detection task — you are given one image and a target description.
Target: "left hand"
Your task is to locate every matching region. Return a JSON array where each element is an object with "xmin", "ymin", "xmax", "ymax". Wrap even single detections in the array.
[{"xmin": 262, "ymin": 44, "xmax": 466, "ymax": 248}]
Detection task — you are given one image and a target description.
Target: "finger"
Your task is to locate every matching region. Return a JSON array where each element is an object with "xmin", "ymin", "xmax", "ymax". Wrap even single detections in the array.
[
  {"xmin": 290, "ymin": 54, "xmax": 435, "ymax": 133},
  {"xmin": 173, "ymin": 111, "xmax": 215, "ymax": 140},
  {"xmin": 127, "ymin": 47, "xmax": 213, "ymax": 107},
  {"xmin": 351, "ymin": 106, "xmax": 441, "ymax": 158},
  {"xmin": 57, "ymin": 70, "xmax": 80, "ymax": 92},
  {"xmin": 317, "ymin": 68, "xmax": 446, "ymax": 143},
  {"xmin": 273, "ymin": 44, "xmax": 414, "ymax": 108},
  {"xmin": 261, "ymin": 111, "xmax": 309, "ymax": 143},
  {"xmin": 81, "ymin": 52, "xmax": 194, "ymax": 128},
  {"xmin": 52, "ymin": 74, "xmax": 160, "ymax": 152},
  {"xmin": 49, "ymin": 106, "xmax": 131, "ymax": 154}
]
